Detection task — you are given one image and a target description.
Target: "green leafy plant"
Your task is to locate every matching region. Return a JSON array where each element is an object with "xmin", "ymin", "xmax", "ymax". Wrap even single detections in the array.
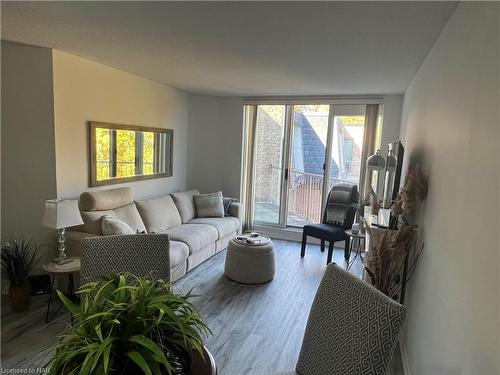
[
  {"xmin": 48, "ymin": 273, "xmax": 211, "ymax": 375},
  {"xmin": 1, "ymin": 237, "xmax": 43, "ymax": 286}
]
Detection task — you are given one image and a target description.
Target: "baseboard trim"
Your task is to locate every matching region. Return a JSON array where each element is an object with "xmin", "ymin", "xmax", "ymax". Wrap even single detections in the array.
[{"xmin": 399, "ymin": 333, "xmax": 411, "ymax": 375}]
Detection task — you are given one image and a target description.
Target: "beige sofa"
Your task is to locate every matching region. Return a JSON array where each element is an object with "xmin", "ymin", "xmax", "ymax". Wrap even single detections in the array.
[{"xmin": 66, "ymin": 187, "xmax": 242, "ymax": 281}]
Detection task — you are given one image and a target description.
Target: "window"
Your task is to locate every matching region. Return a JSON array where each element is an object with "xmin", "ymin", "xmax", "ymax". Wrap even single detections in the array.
[{"xmin": 243, "ymin": 101, "xmax": 383, "ymax": 229}]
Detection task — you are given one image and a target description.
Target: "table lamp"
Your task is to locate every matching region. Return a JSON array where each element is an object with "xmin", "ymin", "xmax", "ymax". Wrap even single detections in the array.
[{"xmin": 42, "ymin": 199, "xmax": 84, "ymax": 264}]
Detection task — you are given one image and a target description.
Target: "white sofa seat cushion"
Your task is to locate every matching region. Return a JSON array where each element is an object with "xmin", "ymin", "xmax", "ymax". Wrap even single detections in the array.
[
  {"xmin": 163, "ymin": 224, "xmax": 218, "ymax": 254},
  {"xmin": 171, "ymin": 190, "xmax": 199, "ymax": 223},
  {"xmin": 169, "ymin": 241, "xmax": 189, "ymax": 268},
  {"xmin": 188, "ymin": 217, "xmax": 239, "ymax": 240},
  {"xmin": 136, "ymin": 195, "xmax": 182, "ymax": 233}
]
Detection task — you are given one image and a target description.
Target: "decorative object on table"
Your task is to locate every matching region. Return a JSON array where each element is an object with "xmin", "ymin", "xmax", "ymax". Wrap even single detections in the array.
[
  {"xmin": 369, "ymin": 186, "xmax": 382, "ymax": 216},
  {"xmin": 225, "ymin": 234, "xmax": 275, "ymax": 284},
  {"xmin": 41, "ymin": 199, "xmax": 84, "ymax": 264},
  {"xmin": 382, "ymin": 141, "xmax": 405, "ymax": 209},
  {"xmin": 352, "ymin": 196, "xmax": 370, "ymax": 233},
  {"xmin": 364, "ymin": 163, "xmax": 428, "ymax": 303},
  {"xmin": 42, "ymin": 257, "xmax": 81, "ymax": 323},
  {"xmin": 295, "ymin": 263, "xmax": 406, "ymax": 375},
  {"xmin": 301, "ymin": 183, "xmax": 358, "ymax": 264},
  {"xmin": 47, "ymin": 273, "xmax": 213, "ymax": 375},
  {"xmin": 366, "ymin": 149, "xmax": 385, "ymax": 197},
  {"xmin": 1, "ymin": 237, "xmax": 44, "ymax": 312},
  {"xmin": 391, "ymin": 164, "xmax": 428, "ymax": 227},
  {"xmin": 351, "ymin": 223, "xmax": 360, "ymax": 235}
]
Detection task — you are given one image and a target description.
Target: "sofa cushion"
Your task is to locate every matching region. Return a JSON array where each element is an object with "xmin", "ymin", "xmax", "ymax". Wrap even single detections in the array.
[
  {"xmin": 188, "ymin": 217, "xmax": 239, "ymax": 240},
  {"xmin": 113, "ymin": 202, "xmax": 147, "ymax": 233},
  {"xmin": 101, "ymin": 215, "xmax": 135, "ymax": 236},
  {"xmin": 169, "ymin": 241, "xmax": 189, "ymax": 268},
  {"xmin": 171, "ymin": 189, "xmax": 200, "ymax": 223},
  {"xmin": 77, "ymin": 210, "xmax": 118, "ymax": 235},
  {"xmin": 80, "ymin": 187, "xmax": 133, "ymax": 211},
  {"xmin": 163, "ymin": 224, "xmax": 218, "ymax": 254},
  {"xmin": 194, "ymin": 191, "xmax": 224, "ymax": 218},
  {"xmin": 136, "ymin": 195, "xmax": 182, "ymax": 233}
]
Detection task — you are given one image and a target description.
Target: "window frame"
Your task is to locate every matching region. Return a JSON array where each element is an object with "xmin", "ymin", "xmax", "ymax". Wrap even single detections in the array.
[{"xmin": 88, "ymin": 121, "xmax": 173, "ymax": 187}]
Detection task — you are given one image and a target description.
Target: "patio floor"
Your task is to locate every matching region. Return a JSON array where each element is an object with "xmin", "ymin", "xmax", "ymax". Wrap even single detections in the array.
[{"xmin": 254, "ymin": 202, "xmax": 314, "ymax": 227}]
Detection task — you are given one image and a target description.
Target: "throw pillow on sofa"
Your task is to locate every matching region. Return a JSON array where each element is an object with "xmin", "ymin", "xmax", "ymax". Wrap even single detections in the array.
[
  {"xmin": 194, "ymin": 191, "xmax": 225, "ymax": 218},
  {"xmin": 101, "ymin": 215, "xmax": 135, "ymax": 235}
]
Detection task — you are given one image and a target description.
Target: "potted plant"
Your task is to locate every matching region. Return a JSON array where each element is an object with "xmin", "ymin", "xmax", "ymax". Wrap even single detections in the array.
[
  {"xmin": 48, "ymin": 273, "xmax": 213, "ymax": 375},
  {"xmin": 1, "ymin": 237, "xmax": 43, "ymax": 312}
]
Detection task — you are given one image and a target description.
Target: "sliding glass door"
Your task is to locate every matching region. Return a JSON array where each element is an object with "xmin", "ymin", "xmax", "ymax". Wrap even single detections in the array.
[
  {"xmin": 287, "ymin": 105, "xmax": 329, "ymax": 226},
  {"xmin": 247, "ymin": 101, "xmax": 381, "ymax": 229},
  {"xmin": 253, "ymin": 105, "xmax": 288, "ymax": 225}
]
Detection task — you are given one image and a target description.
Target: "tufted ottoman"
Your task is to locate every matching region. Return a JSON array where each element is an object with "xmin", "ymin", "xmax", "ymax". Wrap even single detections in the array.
[{"xmin": 224, "ymin": 234, "xmax": 275, "ymax": 284}]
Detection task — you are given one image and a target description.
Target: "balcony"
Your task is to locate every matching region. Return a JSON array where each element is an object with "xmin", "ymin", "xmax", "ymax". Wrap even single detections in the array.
[{"xmin": 255, "ymin": 169, "xmax": 357, "ymax": 227}]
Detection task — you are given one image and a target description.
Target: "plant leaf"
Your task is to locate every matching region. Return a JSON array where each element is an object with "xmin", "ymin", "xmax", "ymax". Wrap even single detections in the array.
[
  {"xmin": 126, "ymin": 350, "xmax": 152, "ymax": 375},
  {"xmin": 129, "ymin": 335, "xmax": 168, "ymax": 366},
  {"xmin": 57, "ymin": 290, "xmax": 81, "ymax": 318}
]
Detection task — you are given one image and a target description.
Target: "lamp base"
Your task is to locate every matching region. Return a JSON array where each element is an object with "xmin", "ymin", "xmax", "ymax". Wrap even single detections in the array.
[{"xmin": 53, "ymin": 257, "xmax": 72, "ymax": 265}]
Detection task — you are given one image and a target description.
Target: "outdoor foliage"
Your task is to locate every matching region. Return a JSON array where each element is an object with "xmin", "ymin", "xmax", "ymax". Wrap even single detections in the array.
[
  {"xmin": 48, "ymin": 273, "xmax": 211, "ymax": 375},
  {"xmin": 95, "ymin": 129, "xmax": 155, "ymax": 180}
]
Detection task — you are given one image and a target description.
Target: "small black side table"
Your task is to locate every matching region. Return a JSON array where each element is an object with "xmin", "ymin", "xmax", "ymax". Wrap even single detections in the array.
[{"xmin": 42, "ymin": 257, "xmax": 80, "ymax": 323}]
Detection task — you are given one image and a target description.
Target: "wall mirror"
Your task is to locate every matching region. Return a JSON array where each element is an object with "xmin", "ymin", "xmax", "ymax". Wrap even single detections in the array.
[{"xmin": 89, "ymin": 122, "xmax": 173, "ymax": 187}]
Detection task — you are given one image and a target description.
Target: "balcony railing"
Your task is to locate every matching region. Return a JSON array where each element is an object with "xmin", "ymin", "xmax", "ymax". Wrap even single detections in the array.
[{"xmin": 288, "ymin": 170, "xmax": 357, "ymax": 225}]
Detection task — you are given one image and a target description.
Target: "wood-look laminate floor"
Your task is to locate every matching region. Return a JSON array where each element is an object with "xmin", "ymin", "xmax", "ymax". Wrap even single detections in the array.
[{"xmin": 1, "ymin": 239, "xmax": 402, "ymax": 374}]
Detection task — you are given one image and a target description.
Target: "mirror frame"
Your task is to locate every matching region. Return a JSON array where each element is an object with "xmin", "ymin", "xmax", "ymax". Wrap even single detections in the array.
[{"xmin": 89, "ymin": 121, "xmax": 173, "ymax": 187}]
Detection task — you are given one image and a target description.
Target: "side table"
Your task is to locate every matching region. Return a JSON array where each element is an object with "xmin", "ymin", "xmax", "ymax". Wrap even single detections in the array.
[
  {"xmin": 42, "ymin": 257, "xmax": 81, "ymax": 323},
  {"xmin": 345, "ymin": 230, "xmax": 366, "ymax": 271}
]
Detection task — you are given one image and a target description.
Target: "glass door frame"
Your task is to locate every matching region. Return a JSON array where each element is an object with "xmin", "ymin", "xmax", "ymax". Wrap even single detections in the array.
[{"xmin": 243, "ymin": 98, "xmax": 383, "ymax": 232}]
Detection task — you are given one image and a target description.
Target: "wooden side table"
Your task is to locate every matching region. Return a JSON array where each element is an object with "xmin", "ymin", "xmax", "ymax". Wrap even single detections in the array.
[
  {"xmin": 345, "ymin": 230, "xmax": 366, "ymax": 270},
  {"xmin": 42, "ymin": 257, "xmax": 81, "ymax": 323}
]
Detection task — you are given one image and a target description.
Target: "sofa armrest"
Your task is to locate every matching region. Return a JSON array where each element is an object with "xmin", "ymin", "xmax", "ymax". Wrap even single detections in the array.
[
  {"xmin": 228, "ymin": 202, "xmax": 243, "ymax": 234},
  {"xmin": 65, "ymin": 230, "xmax": 99, "ymax": 258}
]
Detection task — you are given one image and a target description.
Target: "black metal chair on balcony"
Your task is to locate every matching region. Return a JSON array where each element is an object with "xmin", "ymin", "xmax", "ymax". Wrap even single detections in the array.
[{"xmin": 300, "ymin": 183, "xmax": 358, "ymax": 265}]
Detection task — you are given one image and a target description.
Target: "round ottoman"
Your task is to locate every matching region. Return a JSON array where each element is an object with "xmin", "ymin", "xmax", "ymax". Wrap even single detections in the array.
[{"xmin": 224, "ymin": 234, "xmax": 275, "ymax": 284}]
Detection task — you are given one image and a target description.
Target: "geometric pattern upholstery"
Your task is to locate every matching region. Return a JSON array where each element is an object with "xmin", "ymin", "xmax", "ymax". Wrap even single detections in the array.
[
  {"xmin": 296, "ymin": 263, "xmax": 406, "ymax": 375},
  {"xmin": 80, "ymin": 234, "xmax": 170, "ymax": 283}
]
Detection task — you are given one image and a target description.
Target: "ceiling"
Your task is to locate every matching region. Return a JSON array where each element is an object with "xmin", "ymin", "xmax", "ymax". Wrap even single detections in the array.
[{"xmin": 1, "ymin": 1, "xmax": 457, "ymax": 97}]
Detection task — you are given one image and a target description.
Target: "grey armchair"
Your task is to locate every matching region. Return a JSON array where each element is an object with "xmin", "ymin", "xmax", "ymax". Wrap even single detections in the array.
[
  {"xmin": 80, "ymin": 234, "xmax": 170, "ymax": 283},
  {"xmin": 274, "ymin": 263, "xmax": 406, "ymax": 375}
]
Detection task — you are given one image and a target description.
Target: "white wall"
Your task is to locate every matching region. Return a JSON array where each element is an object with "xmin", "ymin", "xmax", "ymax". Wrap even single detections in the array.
[
  {"xmin": 186, "ymin": 94, "xmax": 244, "ymax": 198},
  {"xmin": 381, "ymin": 95, "xmax": 403, "ymax": 151},
  {"xmin": 399, "ymin": 3, "xmax": 499, "ymax": 374},
  {"xmin": 52, "ymin": 51, "xmax": 190, "ymax": 200},
  {"xmin": 1, "ymin": 41, "xmax": 57, "ymax": 250}
]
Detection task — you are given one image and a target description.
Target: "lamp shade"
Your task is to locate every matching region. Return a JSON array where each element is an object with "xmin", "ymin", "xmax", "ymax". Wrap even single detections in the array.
[
  {"xmin": 367, "ymin": 150, "xmax": 386, "ymax": 171},
  {"xmin": 41, "ymin": 199, "xmax": 83, "ymax": 229}
]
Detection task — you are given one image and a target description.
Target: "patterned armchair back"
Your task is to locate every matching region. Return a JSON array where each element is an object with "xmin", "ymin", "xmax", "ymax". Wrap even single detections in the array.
[
  {"xmin": 296, "ymin": 263, "xmax": 406, "ymax": 375},
  {"xmin": 80, "ymin": 234, "xmax": 170, "ymax": 283}
]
